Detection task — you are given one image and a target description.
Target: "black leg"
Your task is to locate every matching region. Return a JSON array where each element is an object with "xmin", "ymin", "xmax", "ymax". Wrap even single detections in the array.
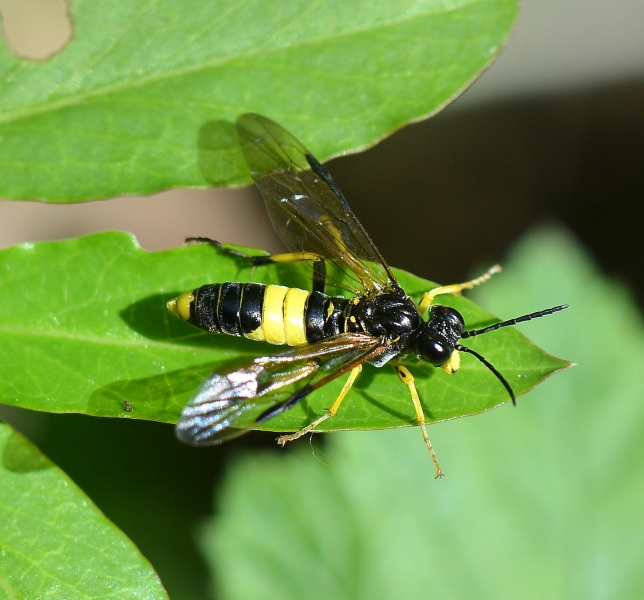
[{"xmin": 186, "ymin": 238, "xmax": 327, "ymax": 294}]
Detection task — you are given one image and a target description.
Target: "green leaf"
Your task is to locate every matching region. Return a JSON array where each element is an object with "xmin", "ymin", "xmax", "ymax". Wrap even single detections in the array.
[
  {"xmin": 199, "ymin": 227, "xmax": 644, "ymax": 600},
  {"xmin": 0, "ymin": 231, "xmax": 568, "ymax": 432},
  {"xmin": 0, "ymin": 0, "xmax": 516, "ymax": 201},
  {"xmin": 0, "ymin": 421, "xmax": 168, "ymax": 599}
]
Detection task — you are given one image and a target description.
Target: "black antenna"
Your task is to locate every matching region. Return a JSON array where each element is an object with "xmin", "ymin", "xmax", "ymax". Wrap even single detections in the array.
[
  {"xmin": 455, "ymin": 343, "xmax": 517, "ymax": 406},
  {"xmin": 461, "ymin": 305, "xmax": 568, "ymax": 339},
  {"xmin": 457, "ymin": 304, "xmax": 568, "ymax": 406}
]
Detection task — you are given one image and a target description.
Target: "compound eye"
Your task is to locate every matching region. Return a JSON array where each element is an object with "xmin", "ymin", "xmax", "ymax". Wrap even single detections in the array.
[
  {"xmin": 420, "ymin": 338, "xmax": 452, "ymax": 366},
  {"xmin": 430, "ymin": 305, "xmax": 465, "ymax": 332}
]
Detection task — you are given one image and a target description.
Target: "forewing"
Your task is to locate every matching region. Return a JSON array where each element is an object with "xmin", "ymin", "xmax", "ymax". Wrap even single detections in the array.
[
  {"xmin": 176, "ymin": 334, "xmax": 380, "ymax": 445},
  {"xmin": 236, "ymin": 113, "xmax": 397, "ymax": 295}
]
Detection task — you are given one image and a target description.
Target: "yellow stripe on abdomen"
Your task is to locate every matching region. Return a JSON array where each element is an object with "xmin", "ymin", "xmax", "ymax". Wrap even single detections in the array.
[
  {"xmin": 246, "ymin": 325, "xmax": 266, "ymax": 341},
  {"xmin": 261, "ymin": 285, "xmax": 289, "ymax": 344},
  {"xmin": 283, "ymin": 288, "xmax": 309, "ymax": 346},
  {"xmin": 260, "ymin": 285, "xmax": 310, "ymax": 346}
]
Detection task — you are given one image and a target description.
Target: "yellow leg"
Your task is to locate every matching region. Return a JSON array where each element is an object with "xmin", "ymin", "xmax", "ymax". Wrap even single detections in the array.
[
  {"xmin": 256, "ymin": 252, "xmax": 327, "ymax": 294},
  {"xmin": 418, "ymin": 264, "xmax": 502, "ymax": 316},
  {"xmin": 395, "ymin": 365, "xmax": 444, "ymax": 478},
  {"xmin": 277, "ymin": 364, "xmax": 362, "ymax": 446},
  {"xmin": 263, "ymin": 252, "xmax": 320, "ymax": 263},
  {"xmin": 186, "ymin": 239, "xmax": 320, "ymax": 265},
  {"xmin": 190, "ymin": 239, "xmax": 327, "ymax": 293}
]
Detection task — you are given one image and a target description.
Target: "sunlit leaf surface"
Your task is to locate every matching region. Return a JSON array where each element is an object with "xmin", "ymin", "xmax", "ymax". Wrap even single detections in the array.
[
  {"xmin": 0, "ymin": 232, "xmax": 568, "ymax": 432},
  {"xmin": 0, "ymin": 0, "xmax": 516, "ymax": 200}
]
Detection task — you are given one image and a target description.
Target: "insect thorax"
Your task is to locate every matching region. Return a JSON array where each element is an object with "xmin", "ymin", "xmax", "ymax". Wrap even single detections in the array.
[{"xmin": 350, "ymin": 292, "xmax": 423, "ymax": 343}]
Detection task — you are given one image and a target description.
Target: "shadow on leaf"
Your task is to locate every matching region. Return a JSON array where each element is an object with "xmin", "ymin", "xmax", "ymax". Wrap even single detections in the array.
[
  {"xmin": 88, "ymin": 362, "xmax": 217, "ymax": 423},
  {"xmin": 2, "ymin": 431, "xmax": 53, "ymax": 472},
  {"xmin": 120, "ymin": 292, "xmax": 268, "ymax": 356}
]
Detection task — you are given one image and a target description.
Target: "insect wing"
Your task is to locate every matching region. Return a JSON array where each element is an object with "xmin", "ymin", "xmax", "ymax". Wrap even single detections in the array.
[
  {"xmin": 176, "ymin": 334, "xmax": 381, "ymax": 445},
  {"xmin": 236, "ymin": 113, "xmax": 398, "ymax": 295}
]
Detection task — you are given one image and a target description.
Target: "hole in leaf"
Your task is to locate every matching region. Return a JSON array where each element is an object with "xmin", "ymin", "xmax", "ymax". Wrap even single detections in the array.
[{"xmin": 0, "ymin": 0, "xmax": 71, "ymax": 60}]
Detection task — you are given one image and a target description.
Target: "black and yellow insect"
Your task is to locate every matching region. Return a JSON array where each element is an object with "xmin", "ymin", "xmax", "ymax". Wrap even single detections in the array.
[{"xmin": 168, "ymin": 113, "xmax": 567, "ymax": 477}]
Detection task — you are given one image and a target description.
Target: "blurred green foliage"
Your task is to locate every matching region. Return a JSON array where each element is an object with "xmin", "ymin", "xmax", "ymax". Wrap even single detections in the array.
[{"xmin": 201, "ymin": 228, "xmax": 644, "ymax": 599}]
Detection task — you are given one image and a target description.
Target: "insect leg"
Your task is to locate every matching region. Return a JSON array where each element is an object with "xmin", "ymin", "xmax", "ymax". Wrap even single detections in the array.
[
  {"xmin": 186, "ymin": 238, "xmax": 327, "ymax": 293},
  {"xmin": 418, "ymin": 264, "xmax": 502, "ymax": 316},
  {"xmin": 394, "ymin": 365, "xmax": 444, "ymax": 478},
  {"xmin": 276, "ymin": 364, "xmax": 363, "ymax": 446},
  {"xmin": 269, "ymin": 252, "xmax": 327, "ymax": 294}
]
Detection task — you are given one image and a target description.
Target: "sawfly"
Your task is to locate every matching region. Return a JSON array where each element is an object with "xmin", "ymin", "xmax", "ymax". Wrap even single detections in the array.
[{"xmin": 168, "ymin": 114, "xmax": 567, "ymax": 476}]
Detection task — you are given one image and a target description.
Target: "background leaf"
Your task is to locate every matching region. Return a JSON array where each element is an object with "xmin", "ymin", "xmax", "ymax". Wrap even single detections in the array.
[
  {"xmin": 0, "ymin": 421, "xmax": 168, "ymax": 599},
  {"xmin": 0, "ymin": 232, "xmax": 568, "ymax": 431},
  {"xmin": 0, "ymin": 0, "xmax": 516, "ymax": 201},
  {"xmin": 199, "ymin": 227, "xmax": 644, "ymax": 600}
]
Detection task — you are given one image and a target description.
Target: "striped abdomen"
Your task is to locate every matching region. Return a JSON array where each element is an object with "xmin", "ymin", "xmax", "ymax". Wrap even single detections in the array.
[{"xmin": 168, "ymin": 283, "xmax": 351, "ymax": 346}]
